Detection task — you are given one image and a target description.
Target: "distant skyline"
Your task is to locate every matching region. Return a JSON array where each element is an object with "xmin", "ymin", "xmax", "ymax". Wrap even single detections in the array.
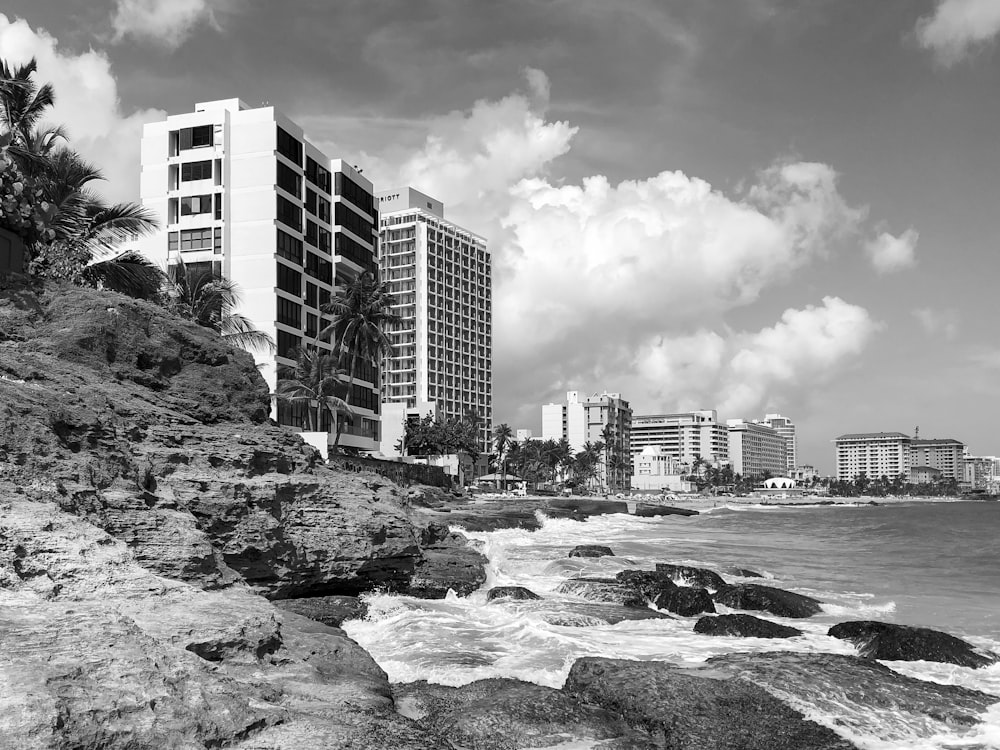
[{"xmin": 3, "ymin": 0, "xmax": 999, "ymax": 472}]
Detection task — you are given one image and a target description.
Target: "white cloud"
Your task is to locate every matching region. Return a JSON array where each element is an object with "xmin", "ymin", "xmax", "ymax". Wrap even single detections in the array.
[
  {"xmin": 913, "ymin": 307, "xmax": 960, "ymax": 340},
  {"xmin": 0, "ymin": 14, "xmax": 165, "ymax": 204},
  {"xmin": 376, "ymin": 72, "xmax": 881, "ymax": 425},
  {"xmin": 111, "ymin": 0, "xmax": 226, "ymax": 49},
  {"xmin": 915, "ymin": 0, "xmax": 1000, "ymax": 66},
  {"xmin": 865, "ymin": 228, "xmax": 918, "ymax": 274}
]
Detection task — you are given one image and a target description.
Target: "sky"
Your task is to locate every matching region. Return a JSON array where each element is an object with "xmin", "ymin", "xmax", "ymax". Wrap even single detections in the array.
[{"xmin": 2, "ymin": 0, "xmax": 999, "ymax": 472}]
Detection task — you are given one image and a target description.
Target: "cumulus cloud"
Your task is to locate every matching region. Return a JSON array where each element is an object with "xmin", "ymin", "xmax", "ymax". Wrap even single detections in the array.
[
  {"xmin": 111, "ymin": 0, "xmax": 228, "ymax": 49},
  {"xmin": 865, "ymin": 228, "xmax": 918, "ymax": 274},
  {"xmin": 913, "ymin": 307, "xmax": 960, "ymax": 340},
  {"xmin": 915, "ymin": 0, "xmax": 1000, "ymax": 66},
  {"xmin": 377, "ymin": 72, "xmax": 882, "ymax": 425},
  {"xmin": 0, "ymin": 14, "xmax": 165, "ymax": 203}
]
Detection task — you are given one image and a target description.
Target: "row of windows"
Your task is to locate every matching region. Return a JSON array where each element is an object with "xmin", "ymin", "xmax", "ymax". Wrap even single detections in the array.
[
  {"xmin": 306, "ymin": 157, "xmax": 331, "ymax": 193},
  {"xmin": 305, "ymin": 252, "xmax": 333, "ymax": 285},
  {"xmin": 336, "ymin": 173, "xmax": 375, "ymax": 217},
  {"xmin": 277, "ymin": 161, "xmax": 302, "ymax": 197},
  {"xmin": 277, "ymin": 297, "xmax": 301, "ymax": 328},
  {"xmin": 335, "ymin": 232, "xmax": 377, "ymax": 274},
  {"xmin": 168, "ymin": 227, "xmax": 222, "ymax": 253},
  {"xmin": 306, "ymin": 189, "xmax": 331, "ymax": 223},
  {"xmin": 277, "ymin": 126, "xmax": 303, "ymax": 165},
  {"xmin": 277, "ymin": 261, "xmax": 301, "ymax": 295},
  {"xmin": 306, "ymin": 221, "xmax": 331, "ymax": 253},
  {"xmin": 180, "ymin": 193, "xmax": 221, "ymax": 218},
  {"xmin": 181, "ymin": 160, "xmax": 212, "ymax": 181},
  {"xmin": 174, "ymin": 125, "xmax": 213, "ymax": 153},
  {"xmin": 276, "ymin": 229, "xmax": 303, "ymax": 265},
  {"xmin": 336, "ymin": 202, "xmax": 373, "ymax": 240},
  {"xmin": 277, "ymin": 195, "xmax": 301, "ymax": 231}
]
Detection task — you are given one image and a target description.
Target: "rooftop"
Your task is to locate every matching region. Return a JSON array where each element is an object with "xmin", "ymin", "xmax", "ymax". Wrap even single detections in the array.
[
  {"xmin": 834, "ymin": 432, "xmax": 910, "ymax": 441},
  {"xmin": 910, "ymin": 438, "xmax": 964, "ymax": 446}
]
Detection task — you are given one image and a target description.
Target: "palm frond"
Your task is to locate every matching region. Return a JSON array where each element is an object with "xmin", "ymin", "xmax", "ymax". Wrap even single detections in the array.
[
  {"xmin": 220, "ymin": 313, "xmax": 276, "ymax": 353},
  {"xmin": 81, "ymin": 250, "xmax": 165, "ymax": 300}
]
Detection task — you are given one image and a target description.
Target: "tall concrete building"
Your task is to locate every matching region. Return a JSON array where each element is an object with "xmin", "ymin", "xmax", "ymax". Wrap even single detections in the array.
[
  {"xmin": 762, "ymin": 413, "xmax": 797, "ymax": 471},
  {"xmin": 833, "ymin": 432, "xmax": 911, "ymax": 481},
  {"xmin": 909, "ymin": 438, "xmax": 965, "ymax": 481},
  {"xmin": 542, "ymin": 390, "xmax": 633, "ymax": 486},
  {"xmin": 727, "ymin": 420, "xmax": 788, "ymax": 478},
  {"xmin": 629, "ymin": 411, "xmax": 729, "ymax": 467},
  {"xmin": 375, "ymin": 187, "xmax": 492, "ymax": 455},
  {"xmin": 136, "ymin": 99, "xmax": 381, "ymax": 452}
]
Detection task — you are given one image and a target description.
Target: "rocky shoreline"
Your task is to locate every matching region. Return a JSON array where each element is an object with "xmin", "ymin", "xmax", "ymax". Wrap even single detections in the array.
[{"xmin": 2, "ymin": 279, "xmax": 997, "ymax": 749}]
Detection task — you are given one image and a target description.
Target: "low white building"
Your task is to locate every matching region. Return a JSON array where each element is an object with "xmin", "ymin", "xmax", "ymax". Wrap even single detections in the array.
[{"xmin": 631, "ymin": 446, "xmax": 693, "ymax": 492}]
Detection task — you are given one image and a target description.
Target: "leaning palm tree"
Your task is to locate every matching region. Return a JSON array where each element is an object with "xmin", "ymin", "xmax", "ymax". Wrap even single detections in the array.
[
  {"xmin": 168, "ymin": 257, "xmax": 274, "ymax": 353},
  {"xmin": 0, "ymin": 57, "xmax": 54, "ymax": 147},
  {"xmin": 493, "ymin": 423, "xmax": 513, "ymax": 489},
  {"xmin": 319, "ymin": 271, "xmax": 401, "ymax": 448},
  {"xmin": 275, "ymin": 345, "xmax": 353, "ymax": 442}
]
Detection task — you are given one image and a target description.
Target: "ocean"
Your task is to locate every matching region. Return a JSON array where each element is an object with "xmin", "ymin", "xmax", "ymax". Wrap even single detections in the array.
[{"xmin": 344, "ymin": 500, "xmax": 1000, "ymax": 749}]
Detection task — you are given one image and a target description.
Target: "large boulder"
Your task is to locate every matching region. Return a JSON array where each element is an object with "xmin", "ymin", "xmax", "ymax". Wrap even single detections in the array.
[
  {"xmin": 694, "ymin": 614, "xmax": 801, "ymax": 638},
  {"xmin": 654, "ymin": 563, "xmax": 727, "ymax": 590},
  {"xmin": 633, "ymin": 504, "xmax": 699, "ymax": 517},
  {"xmin": 272, "ymin": 595, "xmax": 369, "ymax": 627},
  {"xmin": 615, "ymin": 570, "xmax": 679, "ymax": 604},
  {"xmin": 557, "ymin": 577, "xmax": 637, "ymax": 605},
  {"xmin": 564, "ymin": 658, "xmax": 857, "ymax": 749},
  {"xmin": 713, "ymin": 584, "xmax": 822, "ymax": 618},
  {"xmin": 568, "ymin": 545, "xmax": 615, "ymax": 558},
  {"xmin": 545, "ymin": 498, "xmax": 629, "ymax": 517},
  {"xmin": 653, "ymin": 586, "xmax": 716, "ymax": 617},
  {"xmin": 828, "ymin": 621, "xmax": 998, "ymax": 668},
  {"xmin": 541, "ymin": 604, "xmax": 672, "ymax": 627},
  {"xmin": 487, "ymin": 586, "xmax": 542, "ymax": 602}
]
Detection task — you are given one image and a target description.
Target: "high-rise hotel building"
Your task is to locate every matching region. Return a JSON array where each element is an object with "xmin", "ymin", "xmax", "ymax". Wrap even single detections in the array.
[
  {"xmin": 376, "ymin": 188, "xmax": 493, "ymax": 455},
  {"xmin": 629, "ymin": 411, "xmax": 730, "ymax": 467},
  {"xmin": 135, "ymin": 99, "xmax": 381, "ymax": 451}
]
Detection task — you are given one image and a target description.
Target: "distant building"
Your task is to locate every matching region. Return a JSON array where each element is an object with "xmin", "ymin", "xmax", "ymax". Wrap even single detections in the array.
[
  {"xmin": 515, "ymin": 429, "xmax": 538, "ymax": 443},
  {"xmin": 629, "ymin": 411, "xmax": 730, "ymax": 467},
  {"xmin": 963, "ymin": 455, "xmax": 1000, "ymax": 492},
  {"xmin": 909, "ymin": 438, "xmax": 965, "ymax": 481},
  {"xmin": 910, "ymin": 465, "xmax": 943, "ymax": 484},
  {"xmin": 379, "ymin": 400, "xmax": 438, "ymax": 458},
  {"xmin": 791, "ymin": 465, "xmax": 819, "ymax": 484},
  {"xmin": 727, "ymin": 419, "xmax": 787, "ymax": 478},
  {"xmin": 542, "ymin": 390, "xmax": 633, "ymax": 486},
  {"xmin": 833, "ymin": 432, "xmax": 911, "ymax": 481},
  {"xmin": 376, "ymin": 187, "xmax": 492, "ymax": 455},
  {"xmin": 631, "ymin": 446, "xmax": 692, "ymax": 492},
  {"xmin": 762, "ymin": 414, "xmax": 797, "ymax": 472}
]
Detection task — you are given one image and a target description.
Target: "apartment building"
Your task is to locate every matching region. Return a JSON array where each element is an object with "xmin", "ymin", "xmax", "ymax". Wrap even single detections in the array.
[
  {"xmin": 727, "ymin": 419, "xmax": 788, "ymax": 478},
  {"xmin": 542, "ymin": 390, "xmax": 633, "ymax": 485},
  {"xmin": 833, "ymin": 432, "xmax": 911, "ymax": 481},
  {"xmin": 629, "ymin": 411, "xmax": 730, "ymax": 467},
  {"xmin": 909, "ymin": 438, "xmax": 965, "ymax": 481},
  {"xmin": 375, "ymin": 187, "xmax": 492, "ymax": 455},
  {"xmin": 136, "ymin": 99, "xmax": 381, "ymax": 452},
  {"xmin": 762, "ymin": 413, "xmax": 797, "ymax": 471}
]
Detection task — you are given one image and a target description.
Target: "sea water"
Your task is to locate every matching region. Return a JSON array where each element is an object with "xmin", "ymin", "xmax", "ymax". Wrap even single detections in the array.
[{"xmin": 344, "ymin": 500, "xmax": 1000, "ymax": 749}]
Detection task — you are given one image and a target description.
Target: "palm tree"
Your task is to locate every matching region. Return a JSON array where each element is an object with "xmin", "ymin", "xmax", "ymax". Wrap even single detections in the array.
[
  {"xmin": 0, "ymin": 58, "xmax": 54, "ymax": 147},
  {"xmin": 168, "ymin": 257, "xmax": 274, "ymax": 353},
  {"xmin": 275, "ymin": 346, "xmax": 353, "ymax": 440},
  {"xmin": 493, "ymin": 423, "xmax": 513, "ymax": 489},
  {"xmin": 319, "ymin": 271, "xmax": 401, "ymax": 450}
]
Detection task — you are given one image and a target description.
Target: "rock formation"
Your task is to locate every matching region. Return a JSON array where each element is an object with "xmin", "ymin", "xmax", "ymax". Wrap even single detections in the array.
[
  {"xmin": 695, "ymin": 614, "xmax": 802, "ymax": 638},
  {"xmin": 713, "ymin": 583, "xmax": 822, "ymax": 618},
  {"xmin": 828, "ymin": 621, "xmax": 998, "ymax": 668}
]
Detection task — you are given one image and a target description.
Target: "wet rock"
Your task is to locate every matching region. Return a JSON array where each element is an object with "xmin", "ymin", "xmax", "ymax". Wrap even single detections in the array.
[
  {"xmin": 694, "ymin": 614, "xmax": 801, "ymax": 638},
  {"xmin": 395, "ymin": 678, "xmax": 659, "ymax": 749},
  {"xmin": 633, "ymin": 504, "xmax": 699, "ymax": 517},
  {"xmin": 569, "ymin": 544, "xmax": 615, "ymax": 558},
  {"xmin": 708, "ymin": 652, "xmax": 996, "ymax": 740},
  {"xmin": 828, "ymin": 621, "xmax": 999, "ymax": 668},
  {"xmin": 729, "ymin": 567, "xmax": 765, "ymax": 578},
  {"xmin": 615, "ymin": 570, "xmax": 679, "ymax": 605},
  {"xmin": 546, "ymin": 498, "xmax": 630, "ymax": 518},
  {"xmin": 402, "ymin": 532, "xmax": 488, "ymax": 599},
  {"xmin": 541, "ymin": 604, "xmax": 672, "ymax": 627},
  {"xmin": 557, "ymin": 577, "xmax": 636, "ymax": 604},
  {"xmin": 653, "ymin": 586, "xmax": 716, "ymax": 617},
  {"xmin": 713, "ymin": 583, "xmax": 822, "ymax": 618},
  {"xmin": 487, "ymin": 586, "xmax": 542, "ymax": 602},
  {"xmin": 654, "ymin": 563, "xmax": 727, "ymax": 590},
  {"xmin": 564, "ymin": 657, "xmax": 857, "ymax": 749},
  {"xmin": 272, "ymin": 595, "xmax": 369, "ymax": 627}
]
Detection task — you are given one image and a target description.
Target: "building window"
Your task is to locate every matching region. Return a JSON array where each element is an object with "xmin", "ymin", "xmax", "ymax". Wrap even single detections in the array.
[
  {"xmin": 181, "ymin": 160, "xmax": 212, "ymax": 181},
  {"xmin": 214, "ymin": 227, "xmax": 222, "ymax": 254},
  {"xmin": 335, "ymin": 202, "xmax": 374, "ymax": 241},
  {"xmin": 335, "ymin": 172, "xmax": 375, "ymax": 216},
  {"xmin": 277, "ymin": 161, "xmax": 301, "ymax": 198},
  {"xmin": 276, "ymin": 126, "xmax": 302, "ymax": 166},
  {"xmin": 179, "ymin": 227, "xmax": 213, "ymax": 251},
  {"xmin": 276, "ymin": 230, "xmax": 303, "ymax": 265},
  {"xmin": 180, "ymin": 194, "xmax": 212, "ymax": 216},
  {"xmin": 168, "ymin": 232, "xmax": 178, "ymax": 253},
  {"xmin": 305, "ymin": 282, "xmax": 318, "ymax": 308},
  {"xmin": 305, "ymin": 157, "xmax": 330, "ymax": 193},
  {"xmin": 304, "ymin": 251, "xmax": 332, "ymax": 284},
  {"xmin": 277, "ymin": 330, "xmax": 301, "ymax": 359},
  {"xmin": 276, "ymin": 195, "xmax": 302, "ymax": 231},
  {"xmin": 277, "ymin": 297, "xmax": 301, "ymax": 328},
  {"xmin": 276, "ymin": 261, "xmax": 301, "ymax": 295},
  {"xmin": 305, "ymin": 220, "xmax": 318, "ymax": 247},
  {"xmin": 178, "ymin": 125, "xmax": 213, "ymax": 150}
]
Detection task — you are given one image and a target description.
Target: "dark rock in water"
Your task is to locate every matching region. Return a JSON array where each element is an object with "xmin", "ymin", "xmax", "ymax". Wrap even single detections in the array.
[
  {"xmin": 394, "ymin": 678, "xmax": 660, "ymax": 749},
  {"xmin": 272, "ymin": 595, "xmax": 368, "ymax": 627},
  {"xmin": 654, "ymin": 586, "xmax": 716, "ymax": 617},
  {"xmin": 828, "ymin": 621, "xmax": 999, "ymax": 668},
  {"xmin": 708, "ymin": 652, "xmax": 996, "ymax": 737},
  {"xmin": 728, "ymin": 567, "xmax": 765, "ymax": 578},
  {"xmin": 568, "ymin": 544, "xmax": 615, "ymax": 558},
  {"xmin": 695, "ymin": 614, "xmax": 801, "ymax": 638},
  {"xmin": 713, "ymin": 584, "xmax": 822, "ymax": 618},
  {"xmin": 487, "ymin": 586, "xmax": 542, "ymax": 602},
  {"xmin": 546, "ymin": 498, "xmax": 630, "ymax": 518},
  {"xmin": 654, "ymin": 563, "xmax": 727, "ymax": 591},
  {"xmin": 403, "ymin": 529, "xmax": 488, "ymax": 599},
  {"xmin": 541, "ymin": 603, "xmax": 672, "ymax": 627},
  {"xmin": 565, "ymin": 657, "xmax": 857, "ymax": 750},
  {"xmin": 615, "ymin": 570, "xmax": 678, "ymax": 605},
  {"xmin": 557, "ymin": 577, "xmax": 636, "ymax": 605},
  {"xmin": 633, "ymin": 504, "xmax": 699, "ymax": 517}
]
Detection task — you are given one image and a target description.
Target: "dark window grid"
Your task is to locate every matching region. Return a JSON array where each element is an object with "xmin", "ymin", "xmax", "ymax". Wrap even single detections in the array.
[
  {"xmin": 181, "ymin": 160, "xmax": 212, "ymax": 181},
  {"xmin": 180, "ymin": 194, "xmax": 213, "ymax": 216},
  {"xmin": 276, "ymin": 261, "xmax": 302, "ymax": 295},
  {"xmin": 276, "ymin": 126, "xmax": 303, "ymax": 166},
  {"xmin": 277, "ymin": 161, "xmax": 302, "ymax": 199},
  {"xmin": 276, "ymin": 229, "xmax": 303, "ymax": 265}
]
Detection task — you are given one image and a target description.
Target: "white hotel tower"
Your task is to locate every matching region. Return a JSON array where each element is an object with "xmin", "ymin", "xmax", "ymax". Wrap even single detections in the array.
[
  {"xmin": 376, "ymin": 188, "xmax": 493, "ymax": 456},
  {"xmin": 135, "ymin": 99, "xmax": 381, "ymax": 452}
]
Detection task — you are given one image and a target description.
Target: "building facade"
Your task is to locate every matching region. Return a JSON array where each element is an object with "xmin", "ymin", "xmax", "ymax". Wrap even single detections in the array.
[
  {"xmin": 727, "ymin": 420, "xmax": 788, "ymax": 478},
  {"xmin": 909, "ymin": 438, "xmax": 965, "ymax": 481},
  {"xmin": 631, "ymin": 446, "xmax": 692, "ymax": 492},
  {"xmin": 376, "ymin": 187, "xmax": 492, "ymax": 455},
  {"xmin": 762, "ymin": 413, "xmax": 797, "ymax": 471},
  {"xmin": 629, "ymin": 411, "xmax": 730, "ymax": 467},
  {"xmin": 136, "ymin": 99, "xmax": 381, "ymax": 451},
  {"xmin": 833, "ymin": 432, "xmax": 911, "ymax": 481},
  {"xmin": 542, "ymin": 390, "xmax": 633, "ymax": 487}
]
